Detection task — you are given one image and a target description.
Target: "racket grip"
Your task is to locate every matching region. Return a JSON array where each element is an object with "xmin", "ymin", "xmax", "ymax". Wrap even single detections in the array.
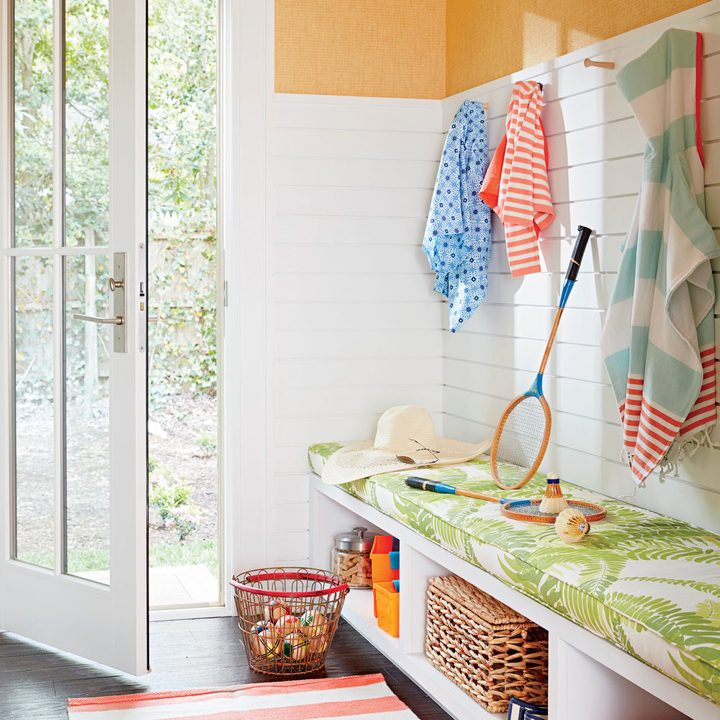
[
  {"xmin": 565, "ymin": 225, "xmax": 593, "ymax": 282},
  {"xmin": 405, "ymin": 477, "xmax": 456, "ymax": 494}
]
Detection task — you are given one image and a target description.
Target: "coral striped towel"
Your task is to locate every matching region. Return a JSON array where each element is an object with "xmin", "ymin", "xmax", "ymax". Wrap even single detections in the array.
[
  {"xmin": 479, "ymin": 81, "xmax": 553, "ymax": 277},
  {"xmin": 601, "ymin": 29, "xmax": 720, "ymax": 485},
  {"xmin": 66, "ymin": 673, "xmax": 419, "ymax": 719}
]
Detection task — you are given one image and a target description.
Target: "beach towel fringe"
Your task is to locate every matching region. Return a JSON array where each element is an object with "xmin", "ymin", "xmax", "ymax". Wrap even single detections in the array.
[
  {"xmin": 621, "ymin": 449, "xmax": 646, "ymax": 491},
  {"xmin": 659, "ymin": 424, "xmax": 718, "ymax": 480}
]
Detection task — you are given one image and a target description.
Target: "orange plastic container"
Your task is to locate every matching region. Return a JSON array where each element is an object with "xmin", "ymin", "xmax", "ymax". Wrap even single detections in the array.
[
  {"xmin": 371, "ymin": 535, "xmax": 399, "ymax": 585},
  {"xmin": 373, "ymin": 581, "xmax": 400, "ymax": 637}
]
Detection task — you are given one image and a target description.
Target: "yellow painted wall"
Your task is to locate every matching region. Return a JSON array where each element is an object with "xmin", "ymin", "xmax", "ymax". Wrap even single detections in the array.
[
  {"xmin": 275, "ymin": 0, "xmax": 709, "ymax": 99},
  {"xmin": 275, "ymin": 0, "xmax": 446, "ymax": 99},
  {"xmin": 446, "ymin": 0, "xmax": 709, "ymax": 96}
]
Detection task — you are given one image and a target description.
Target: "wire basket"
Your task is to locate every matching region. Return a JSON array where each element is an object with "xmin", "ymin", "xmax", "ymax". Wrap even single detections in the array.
[{"xmin": 231, "ymin": 567, "xmax": 349, "ymax": 675}]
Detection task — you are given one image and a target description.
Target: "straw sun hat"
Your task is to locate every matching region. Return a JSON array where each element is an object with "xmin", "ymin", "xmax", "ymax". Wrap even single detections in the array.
[{"xmin": 321, "ymin": 405, "xmax": 491, "ymax": 485}]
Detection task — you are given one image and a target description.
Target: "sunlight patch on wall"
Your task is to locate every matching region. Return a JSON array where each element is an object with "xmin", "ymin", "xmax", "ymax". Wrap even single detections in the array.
[
  {"xmin": 522, "ymin": 13, "xmax": 560, "ymax": 70},
  {"xmin": 567, "ymin": 28, "xmax": 600, "ymax": 54}
]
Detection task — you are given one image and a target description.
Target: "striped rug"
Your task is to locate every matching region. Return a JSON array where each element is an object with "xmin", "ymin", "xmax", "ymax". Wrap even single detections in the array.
[{"xmin": 66, "ymin": 673, "xmax": 419, "ymax": 719}]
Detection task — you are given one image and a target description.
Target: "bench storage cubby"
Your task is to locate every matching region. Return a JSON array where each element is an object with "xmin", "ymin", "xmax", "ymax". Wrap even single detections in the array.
[{"xmin": 426, "ymin": 574, "xmax": 549, "ymax": 713}]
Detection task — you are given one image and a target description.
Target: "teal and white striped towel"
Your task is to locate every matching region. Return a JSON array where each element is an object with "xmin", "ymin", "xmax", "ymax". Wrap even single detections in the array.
[{"xmin": 601, "ymin": 29, "xmax": 720, "ymax": 484}]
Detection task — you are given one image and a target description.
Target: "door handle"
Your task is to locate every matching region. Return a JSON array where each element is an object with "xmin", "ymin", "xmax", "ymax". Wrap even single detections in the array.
[
  {"xmin": 74, "ymin": 253, "xmax": 127, "ymax": 352},
  {"xmin": 73, "ymin": 314, "xmax": 124, "ymax": 325}
]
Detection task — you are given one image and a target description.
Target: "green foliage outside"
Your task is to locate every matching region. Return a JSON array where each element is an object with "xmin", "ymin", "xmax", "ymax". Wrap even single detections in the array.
[
  {"xmin": 149, "ymin": 460, "xmax": 205, "ymax": 542},
  {"xmin": 14, "ymin": 0, "xmax": 219, "ymax": 566},
  {"xmin": 14, "ymin": 0, "xmax": 54, "ymax": 248},
  {"xmin": 148, "ymin": 0, "xmax": 218, "ymax": 407},
  {"xmin": 196, "ymin": 430, "xmax": 217, "ymax": 456},
  {"xmin": 14, "ymin": 0, "xmax": 218, "ymax": 407}
]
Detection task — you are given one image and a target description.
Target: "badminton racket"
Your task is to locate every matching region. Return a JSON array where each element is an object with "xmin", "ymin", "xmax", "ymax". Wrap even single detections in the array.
[{"xmin": 491, "ymin": 225, "xmax": 593, "ymax": 490}]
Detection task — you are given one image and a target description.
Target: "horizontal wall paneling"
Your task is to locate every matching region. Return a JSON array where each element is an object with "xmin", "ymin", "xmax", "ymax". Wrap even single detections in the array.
[
  {"xmin": 442, "ymin": 7, "xmax": 720, "ymax": 531},
  {"xmin": 269, "ymin": 96, "xmax": 444, "ymax": 563}
]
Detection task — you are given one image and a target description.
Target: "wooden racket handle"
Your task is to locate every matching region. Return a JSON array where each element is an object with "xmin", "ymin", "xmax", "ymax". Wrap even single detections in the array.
[
  {"xmin": 538, "ymin": 307, "xmax": 564, "ymax": 375},
  {"xmin": 455, "ymin": 487, "xmax": 501, "ymax": 503}
]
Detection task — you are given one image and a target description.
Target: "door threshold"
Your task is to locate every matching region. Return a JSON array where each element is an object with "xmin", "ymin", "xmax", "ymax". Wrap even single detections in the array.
[{"xmin": 150, "ymin": 605, "xmax": 231, "ymax": 621}]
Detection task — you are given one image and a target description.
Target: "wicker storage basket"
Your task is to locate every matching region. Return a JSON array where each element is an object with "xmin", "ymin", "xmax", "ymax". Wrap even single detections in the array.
[{"xmin": 425, "ymin": 575, "xmax": 548, "ymax": 714}]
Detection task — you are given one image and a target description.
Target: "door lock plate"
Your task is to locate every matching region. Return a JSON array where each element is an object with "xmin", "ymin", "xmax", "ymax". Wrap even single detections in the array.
[{"xmin": 111, "ymin": 252, "xmax": 127, "ymax": 353}]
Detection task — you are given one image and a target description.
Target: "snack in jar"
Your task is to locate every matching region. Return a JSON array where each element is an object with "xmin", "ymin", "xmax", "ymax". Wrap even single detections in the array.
[{"xmin": 331, "ymin": 526, "xmax": 375, "ymax": 589}]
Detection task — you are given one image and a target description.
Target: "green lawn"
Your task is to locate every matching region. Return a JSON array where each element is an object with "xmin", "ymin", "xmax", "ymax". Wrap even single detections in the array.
[
  {"xmin": 149, "ymin": 539, "xmax": 218, "ymax": 576},
  {"xmin": 17, "ymin": 540, "xmax": 218, "ymax": 577}
]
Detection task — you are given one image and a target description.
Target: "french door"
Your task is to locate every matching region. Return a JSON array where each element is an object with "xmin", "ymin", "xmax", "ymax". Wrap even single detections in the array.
[{"xmin": 0, "ymin": 0, "xmax": 149, "ymax": 674}]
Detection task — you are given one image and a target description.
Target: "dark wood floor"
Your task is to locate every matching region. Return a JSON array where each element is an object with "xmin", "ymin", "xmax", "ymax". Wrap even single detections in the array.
[{"xmin": 0, "ymin": 617, "xmax": 453, "ymax": 719}]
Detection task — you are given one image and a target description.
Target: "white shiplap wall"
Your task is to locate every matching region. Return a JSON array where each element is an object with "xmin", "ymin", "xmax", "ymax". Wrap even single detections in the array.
[
  {"xmin": 268, "ymin": 2, "xmax": 720, "ymax": 566},
  {"xmin": 442, "ymin": 5, "xmax": 720, "ymax": 533},
  {"xmin": 268, "ymin": 96, "xmax": 445, "ymax": 564}
]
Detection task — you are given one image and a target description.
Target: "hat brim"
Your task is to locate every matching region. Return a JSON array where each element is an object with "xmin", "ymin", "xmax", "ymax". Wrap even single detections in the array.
[{"xmin": 321, "ymin": 437, "xmax": 492, "ymax": 485}]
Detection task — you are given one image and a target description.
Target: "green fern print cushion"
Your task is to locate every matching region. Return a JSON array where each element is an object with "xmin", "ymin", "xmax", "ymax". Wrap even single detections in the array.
[{"xmin": 309, "ymin": 443, "xmax": 720, "ymax": 706}]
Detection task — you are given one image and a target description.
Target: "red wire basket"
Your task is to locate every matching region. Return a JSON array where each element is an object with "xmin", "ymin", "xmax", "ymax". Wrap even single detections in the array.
[{"xmin": 231, "ymin": 567, "xmax": 349, "ymax": 675}]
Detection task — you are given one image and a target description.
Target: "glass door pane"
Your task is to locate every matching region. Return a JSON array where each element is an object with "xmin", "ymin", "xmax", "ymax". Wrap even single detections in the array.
[
  {"xmin": 65, "ymin": 0, "xmax": 109, "ymax": 248},
  {"xmin": 65, "ymin": 254, "xmax": 111, "ymax": 582},
  {"xmin": 13, "ymin": 255, "xmax": 54, "ymax": 568},
  {"xmin": 13, "ymin": 0, "xmax": 54, "ymax": 248}
]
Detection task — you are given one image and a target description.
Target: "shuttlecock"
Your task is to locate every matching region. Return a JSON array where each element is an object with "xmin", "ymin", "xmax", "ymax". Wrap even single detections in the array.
[
  {"xmin": 555, "ymin": 508, "xmax": 590, "ymax": 543},
  {"xmin": 539, "ymin": 472, "xmax": 569, "ymax": 514}
]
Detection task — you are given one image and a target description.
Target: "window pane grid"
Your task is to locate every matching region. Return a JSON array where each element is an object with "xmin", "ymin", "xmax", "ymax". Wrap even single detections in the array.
[{"xmin": 11, "ymin": 0, "xmax": 111, "ymax": 584}]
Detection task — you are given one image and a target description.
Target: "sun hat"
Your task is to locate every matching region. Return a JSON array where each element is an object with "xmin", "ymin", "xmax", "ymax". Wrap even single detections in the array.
[{"xmin": 321, "ymin": 405, "xmax": 491, "ymax": 485}]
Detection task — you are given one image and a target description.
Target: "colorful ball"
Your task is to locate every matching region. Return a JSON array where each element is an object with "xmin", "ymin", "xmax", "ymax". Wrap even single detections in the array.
[
  {"xmin": 308, "ymin": 633, "xmax": 328, "ymax": 655},
  {"xmin": 248, "ymin": 620, "xmax": 272, "ymax": 638},
  {"xmin": 264, "ymin": 600, "xmax": 291, "ymax": 622},
  {"xmin": 303, "ymin": 622, "xmax": 327, "ymax": 639},
  {"xmin": 300, "ymin": 610, "xmax": 326, "ymax": 629},
  {"xmin": 275, "ymin": 614, "xmax": 301, "ymax": 636},
  {"xmin": 283, "ymin": 632, "xmax": 309, "ymax": 661},
  {"xmin": 254, "ymin": 628, "xmax": 281, "ymax": 657}
]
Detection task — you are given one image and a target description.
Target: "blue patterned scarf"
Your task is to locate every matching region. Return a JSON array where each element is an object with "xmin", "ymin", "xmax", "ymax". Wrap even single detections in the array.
[{"xmin": 422, "ymin": 100, "xmax": 492, "ymax": 332}]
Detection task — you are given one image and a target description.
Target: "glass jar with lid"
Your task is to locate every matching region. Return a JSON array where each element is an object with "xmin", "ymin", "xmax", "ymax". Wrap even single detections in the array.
[{"xmin": 332, "ymin": 526, "xmax": 375, "ymax": 589}]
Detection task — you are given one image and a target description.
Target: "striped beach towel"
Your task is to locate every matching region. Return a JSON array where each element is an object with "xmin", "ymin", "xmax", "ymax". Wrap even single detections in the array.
[
  {"xmin": 601, "ymin": 29, "xmax": 720, "ymax": 485},
  {"xmin": 480, "ymin": 81, "xmax": 553, "ymax": 277},
  {"xmin": 66, "ymin": 673, "xmax": 420, "ymax": 719}
]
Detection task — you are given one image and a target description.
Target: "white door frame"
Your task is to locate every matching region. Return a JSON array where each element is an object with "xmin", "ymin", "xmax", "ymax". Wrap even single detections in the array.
[
  {"xmin": 148, "ymin": 0, "xmax": 273, "ymax": 621},
  {"xmin": 223, "ymin": 0, "xmax": 272, "ymax": 590},
  {"xmin": 0, "ymin": 0, "xmax": 149, "ymax": 674}
]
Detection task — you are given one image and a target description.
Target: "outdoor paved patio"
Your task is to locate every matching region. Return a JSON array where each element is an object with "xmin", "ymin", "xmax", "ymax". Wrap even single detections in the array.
[{"xmin": 78, "ymin": 564, "xmax": 219, "ymax": 607}]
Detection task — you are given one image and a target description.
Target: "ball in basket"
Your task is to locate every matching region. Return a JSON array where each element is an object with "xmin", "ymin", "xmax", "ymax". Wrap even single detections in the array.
[
  {"xmin": 302, "ymin": 622, "xmax": 326, "ymax": 641},
  {"xmin": 255, "ymin": 628, "xmax": 281, "ymax": 657},
  {"xmin": 301, "ymin": 610, "xmax": 326, "ymax": 630},
  {"xmin": 283, "ymin": 632, "xmax": 309, "ymax": 661},
  {"xmin": 275, "ymin": 614, "xmax": 301, "ymax": 636},
  {"xmin": 308, "ymin": 632, "xmax": 328, "ymax": 654},
  {"xmin": 264, "ymin": 600, "xmax": 291, "ymax": 622},
  {"xmin": 249, "ymin": 620, "xmax": 273, "ymax": 638}
]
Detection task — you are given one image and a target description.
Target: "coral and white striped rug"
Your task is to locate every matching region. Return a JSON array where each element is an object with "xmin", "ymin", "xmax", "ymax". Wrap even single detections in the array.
[{"xmin": 66, "ymin": 673, "xmax": 419, "ymax": 719}]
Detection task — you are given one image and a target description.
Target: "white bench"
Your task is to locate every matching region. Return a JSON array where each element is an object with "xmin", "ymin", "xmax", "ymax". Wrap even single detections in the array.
[{"xmin": 310, "ymin": 473, "xmax": 716, "ymax": 720}]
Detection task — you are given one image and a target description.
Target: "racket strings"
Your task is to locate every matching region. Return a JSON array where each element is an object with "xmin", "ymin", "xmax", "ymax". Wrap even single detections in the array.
[{"xmin": 495, "ymin": 397, "xmax": 547, "ymax": 472}]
